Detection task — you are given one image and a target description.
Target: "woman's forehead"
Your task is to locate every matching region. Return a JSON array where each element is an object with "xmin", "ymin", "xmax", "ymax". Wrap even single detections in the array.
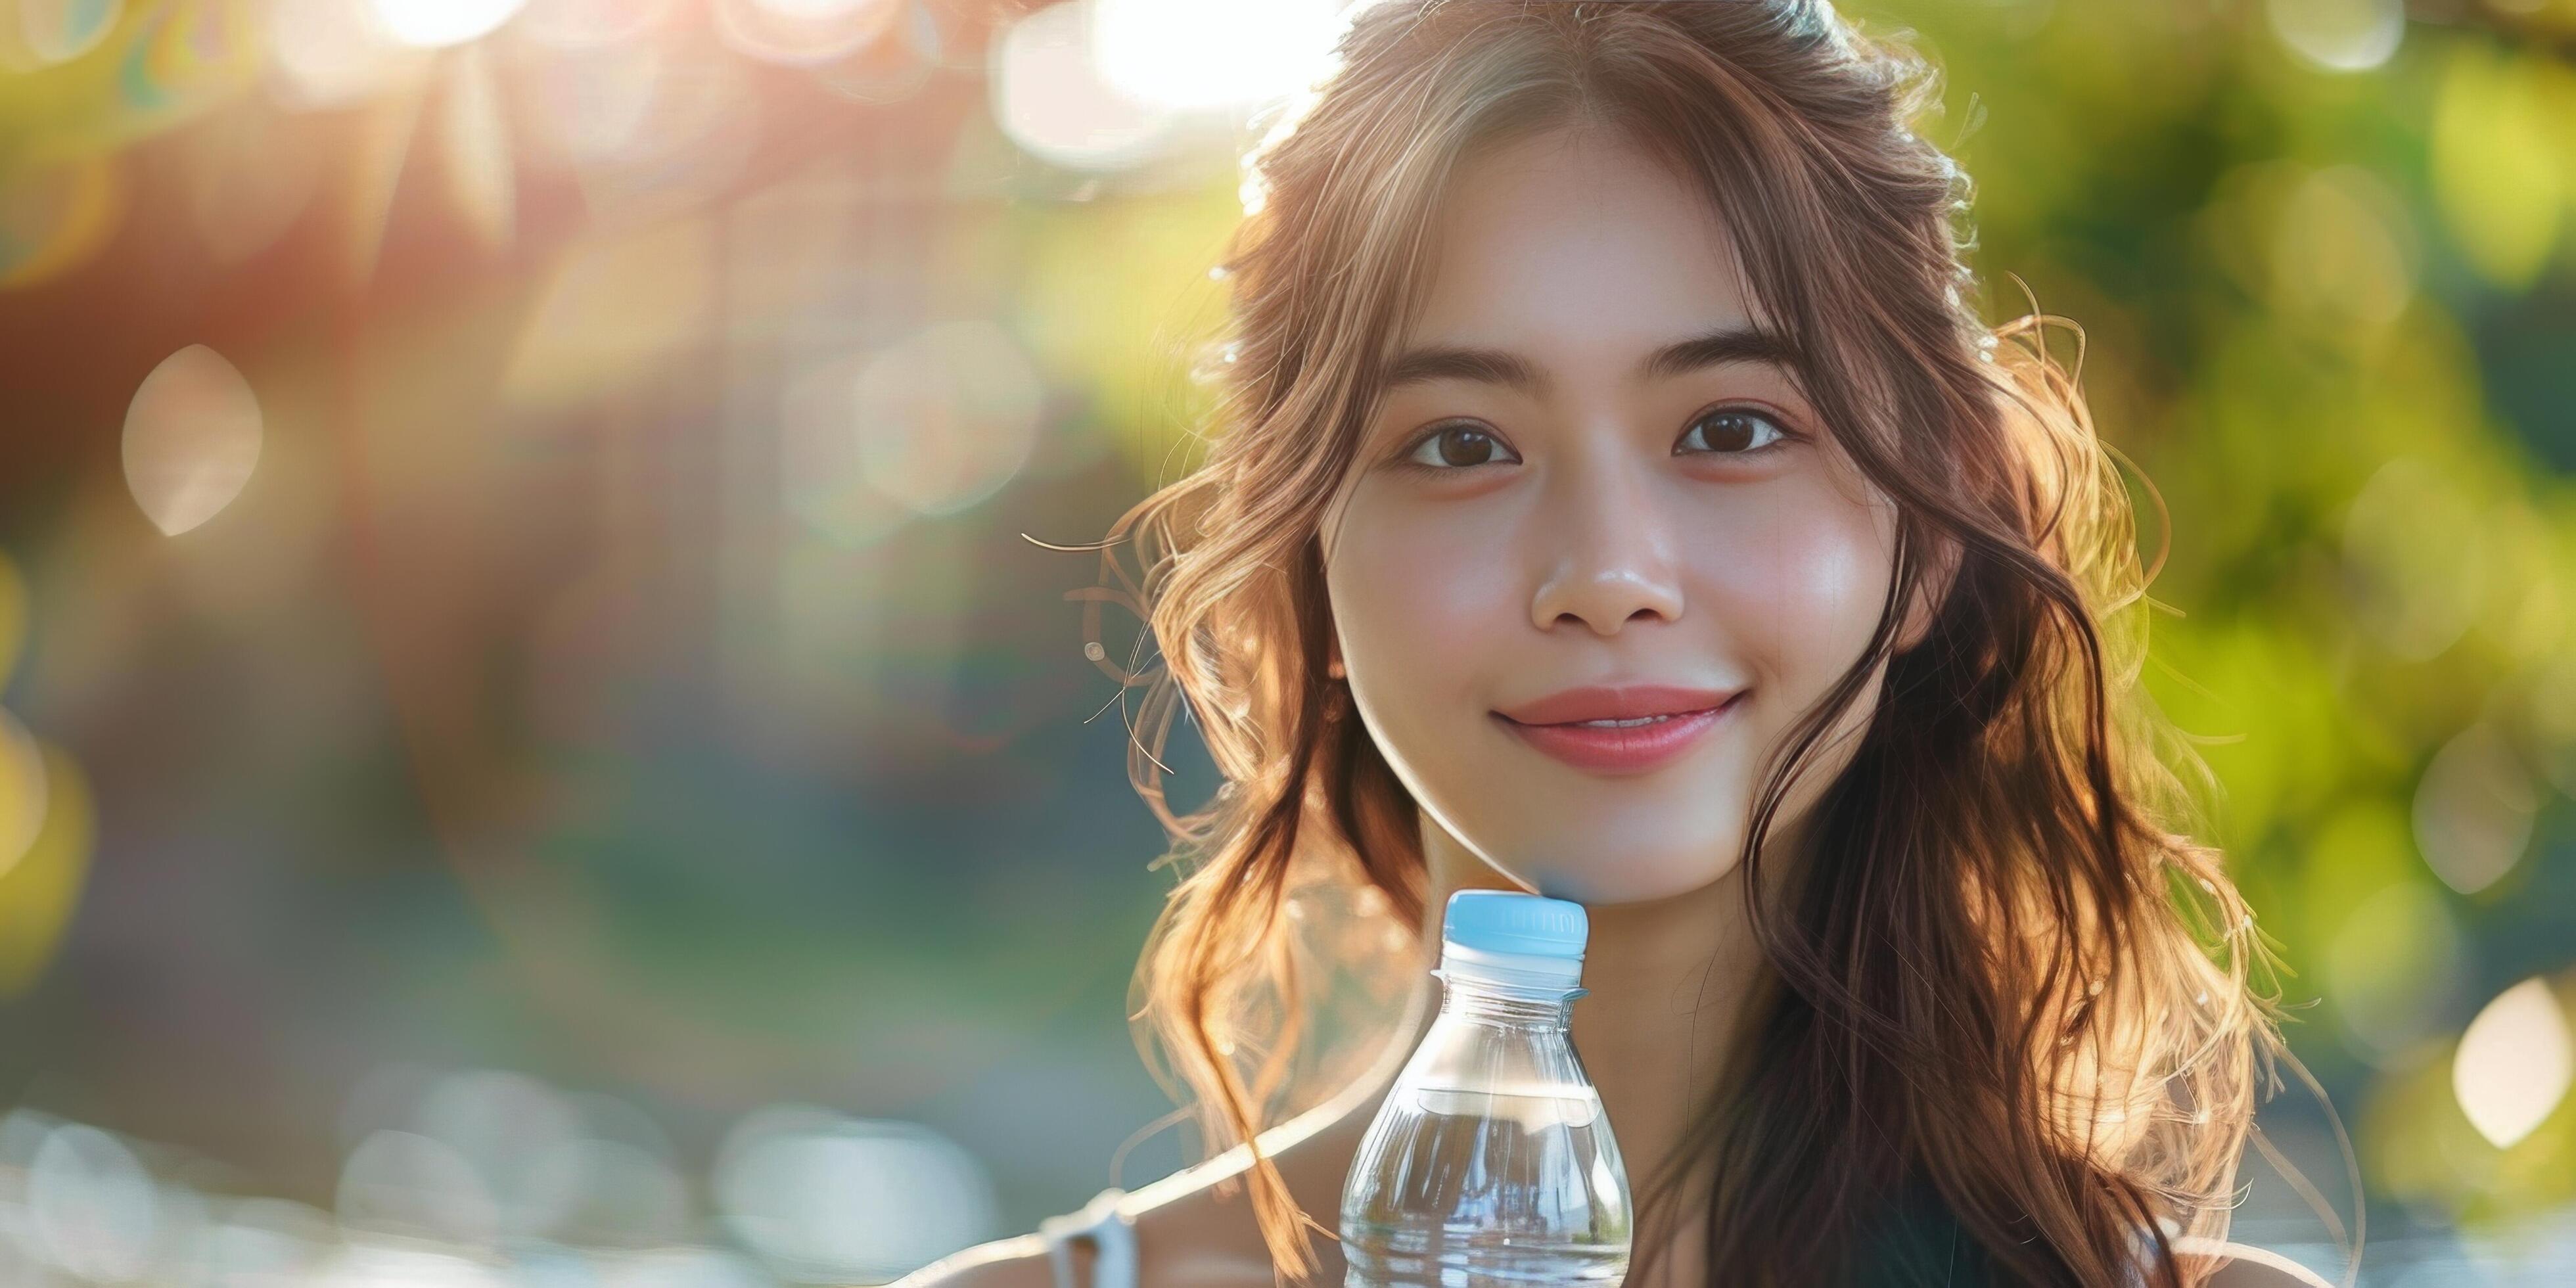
[{"xmin": 1404, "ymin": 125, "xmax": 1770, "ymax": 363}]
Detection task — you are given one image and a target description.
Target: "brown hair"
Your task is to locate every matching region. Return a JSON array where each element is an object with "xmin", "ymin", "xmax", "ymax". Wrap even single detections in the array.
[{"xmin": 1063, "ymin": 3, "xmax": 2284, "ymax": 1283}]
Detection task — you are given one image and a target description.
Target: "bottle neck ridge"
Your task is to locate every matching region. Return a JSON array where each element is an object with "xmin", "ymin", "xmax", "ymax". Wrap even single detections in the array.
[{"xmin": 1434, "ymin": 941, "xmax": 1584, "ymax": 1023}]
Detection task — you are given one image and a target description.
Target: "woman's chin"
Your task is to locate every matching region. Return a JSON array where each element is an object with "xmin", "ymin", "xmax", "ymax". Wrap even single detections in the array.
[{"xmin": 1502, "ymin": 854, "xmax": 1744, "ymax": 908}]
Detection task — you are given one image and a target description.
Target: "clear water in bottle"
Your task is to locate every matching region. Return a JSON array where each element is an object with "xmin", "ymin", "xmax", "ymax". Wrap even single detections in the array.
[{"xmin": 1341, "ymin": 890, "xmax": 1632, "ymax": 1286}]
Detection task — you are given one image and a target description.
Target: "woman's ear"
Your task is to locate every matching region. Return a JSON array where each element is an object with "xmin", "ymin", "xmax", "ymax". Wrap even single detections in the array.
[
  {"xmin": 1893, "ymin": 528, "xmax": 1962, "ymax": 655},
  {"xmin": 1322, "ymin": 595, "xmax": 1346, "ymax": 679}
]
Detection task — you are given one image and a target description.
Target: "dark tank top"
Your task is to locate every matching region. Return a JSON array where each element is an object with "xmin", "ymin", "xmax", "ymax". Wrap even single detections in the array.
[{"xmin": 1848, "ymin": 1170, "xmax": 2008, "ymax": 1286}]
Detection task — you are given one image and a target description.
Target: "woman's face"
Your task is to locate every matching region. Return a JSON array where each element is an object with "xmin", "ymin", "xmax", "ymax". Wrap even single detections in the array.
[{"xmin": 1319, "ymin": 126, "xmax": 1914, "ymax": 906}]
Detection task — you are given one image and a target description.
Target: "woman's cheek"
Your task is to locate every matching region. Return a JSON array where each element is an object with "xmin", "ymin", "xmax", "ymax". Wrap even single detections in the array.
[
  {"xmin": 1334, "ymin": 512, "xmax": 1496, "ymax": 706},
  {"xmin": 1707, "ymin": 484, "xmax": 1897, "ymax": 843},
  {"xmin": 1706, "ymin": 479, "xmax": 1893, "ymax": 703}
]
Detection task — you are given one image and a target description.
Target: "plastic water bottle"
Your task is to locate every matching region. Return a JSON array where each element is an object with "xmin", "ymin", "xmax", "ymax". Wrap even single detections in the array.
[{"xmin": 1340, "ymin": 889, "xmax": 1632, "ymax": 1285}]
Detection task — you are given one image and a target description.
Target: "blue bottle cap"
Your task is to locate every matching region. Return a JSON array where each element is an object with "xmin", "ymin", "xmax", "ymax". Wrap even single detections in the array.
[{"xmin": 1441, "ymin": 890, "xmax": 1588, "ymax": 960}]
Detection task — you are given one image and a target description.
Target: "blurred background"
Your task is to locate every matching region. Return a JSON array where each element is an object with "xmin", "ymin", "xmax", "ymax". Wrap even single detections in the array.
[{"xmin": 0, "ymin": 0, "xmax": 2573, "ymax": 1283}]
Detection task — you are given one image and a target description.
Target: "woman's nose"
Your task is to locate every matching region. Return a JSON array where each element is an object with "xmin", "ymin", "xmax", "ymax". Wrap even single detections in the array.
[{"xmin": 1527, "ymin": 451, "xmax": 1686, "ymax": 635}]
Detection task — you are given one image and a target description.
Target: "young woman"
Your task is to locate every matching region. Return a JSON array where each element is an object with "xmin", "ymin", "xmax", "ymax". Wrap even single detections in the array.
[{"xmin": 908, "ymin": 2, "xmax": 2326, "ymax": 1284}]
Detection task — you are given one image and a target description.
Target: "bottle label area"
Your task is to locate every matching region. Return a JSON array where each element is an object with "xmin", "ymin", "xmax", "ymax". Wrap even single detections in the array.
[{"xmin": 1341, "ymin": 1080, "xmax": 1632, "ymax": 1286}]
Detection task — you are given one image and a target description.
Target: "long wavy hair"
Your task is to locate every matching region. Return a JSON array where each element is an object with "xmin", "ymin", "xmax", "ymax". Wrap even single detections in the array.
[{"xmin": 1060, "ymin": 3, "xmax": 2288, "ymax": 1283}]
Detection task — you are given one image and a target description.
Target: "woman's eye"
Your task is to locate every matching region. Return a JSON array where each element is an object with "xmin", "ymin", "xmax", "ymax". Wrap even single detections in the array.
[
  {"xmin": 1402, "ymin": 423, "xmax": 1521, "ymax": 470},
  {"xmin": 1676, "ymin": 407, "xmax": 1790, "ymax": 455}
]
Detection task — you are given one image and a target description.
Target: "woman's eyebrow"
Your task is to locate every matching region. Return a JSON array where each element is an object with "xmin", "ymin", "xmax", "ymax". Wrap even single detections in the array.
[
  {"xmin": 1378, "ymin": 323, "xmax": 1805, "ymax": 397},
  {"xmin": 1637, "ymin": 323, "xmax": 1805, "ymax": 382},
  {"xmin": 1379, "ymin": 345, "xmax": 1547, "ymax": 396}
]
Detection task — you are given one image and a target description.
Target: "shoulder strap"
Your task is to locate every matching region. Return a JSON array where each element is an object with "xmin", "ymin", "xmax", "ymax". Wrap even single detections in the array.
[{"xmin": 1040, "ymin": 1187, "xmax": 1138, "ymax": 1288}]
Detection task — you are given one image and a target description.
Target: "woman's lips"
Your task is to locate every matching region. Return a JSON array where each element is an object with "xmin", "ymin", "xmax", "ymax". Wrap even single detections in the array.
[{"xmin": 1492, "ymin": 691, "xmax": 1745, "ymax": 775}]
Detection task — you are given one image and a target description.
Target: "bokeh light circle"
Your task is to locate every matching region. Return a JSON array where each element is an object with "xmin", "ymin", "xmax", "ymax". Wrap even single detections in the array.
[
  {"xmin": 0, "ymin": 0, "xmax": 124, "ymax": 71},
  {"xmin": 265, "ymin": 0, "xmax": 431, "ymax": 109},
  {"xmin": 990, "ymin": 1, "xmax": 1175, "ymax": 172},
  {"xmin": 1090, "ymin": 0, "xmax": 1348, "ymax": 112},
  {"xmin": 2265, "ymin": 0, "xmax": 2404, "ymax": 73},
  {"xmin": 713, "ymin": 0, "xmax": 902, "ymax": 66},
  {"xmin": 849, "ymin": 320, "xmax": 1044, "ymax": 517},
  {"xmin": 122, "ymin": 344, "xmax": 264, "ymax": 537},
  {"xmin": 2413, "ymin": 722, "xmax": 2537, "ymax": 896},
  {"xmin": 2452, "ymin": 977, "xmax": 2574, "ymax": 1150},
  {"xmin": 368, "ymin": 0, "xmax": 528, "ymax": 48},
  {"xmin": 781, "ymin": 352, "xmax": 911, "ymax": 549},
  {"xmin": 27, "ymin": 1122, "xmax": 160, "ymax": 1281},
  {"xmin": 714, "ymin": 1106, "xmax": 999, "ymax": 1282},
  {"xmin": 2343, "ymin": 455, "xmax": 2483, "ymax": 662},
  {"xmin": 415, "ymin": 1070, "xmax": 586, "ymax": 1238},
  {"xmin": 0, "ymin": 707, "xmax": 50, "ymax": 879},
  {"xmin": 335, "ymin": 1130, "xmax": 501, "ymax": 1248},
  {"xmin": 2268, "ymin": 165, "xmax": 2414, "ymax": 336}
]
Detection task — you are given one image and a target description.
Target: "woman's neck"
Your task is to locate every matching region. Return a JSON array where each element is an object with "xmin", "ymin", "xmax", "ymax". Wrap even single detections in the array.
[{"xmin": 1410, "ymin": 812, "xmax": 1803, "ymax": 1254}]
